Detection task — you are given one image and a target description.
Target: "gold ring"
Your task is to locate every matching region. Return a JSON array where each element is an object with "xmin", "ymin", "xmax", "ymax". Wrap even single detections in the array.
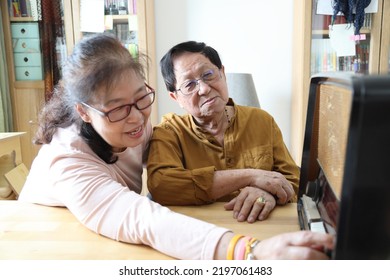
[{"xmin": 256, "ymin": 196, "xmax": 266, "ymax": 204}]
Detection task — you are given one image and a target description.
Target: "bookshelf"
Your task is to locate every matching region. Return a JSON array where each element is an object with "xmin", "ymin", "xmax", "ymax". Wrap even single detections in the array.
[
  {"xmin": 1, "ymin": 0, "xmax": 156, "ymax": 168},
  {"xmin": 290, "ymin": 0, "xmax": 390, "ymax": 164},
  {"xmin": 64, "ymin": 0, "xmax": 157, "ymax": 124},
  {"xmin": 1, "ymin": 0, "xmax": 44, "ymax": 168}
]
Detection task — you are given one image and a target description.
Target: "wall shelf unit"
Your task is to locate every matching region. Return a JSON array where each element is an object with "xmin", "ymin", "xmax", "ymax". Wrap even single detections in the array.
[{"xmin": 291, "ymin": 0, "xmax": 390, "ymax": 164}]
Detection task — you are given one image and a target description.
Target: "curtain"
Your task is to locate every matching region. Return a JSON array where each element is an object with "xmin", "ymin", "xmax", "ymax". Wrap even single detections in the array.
[
  {"xmin": 38, "ymin": 0, "xmax": 64, "ymax": 101},
  {"xmin": 0, "ymin": 10, "xmax": 13, "ymax": 132}
]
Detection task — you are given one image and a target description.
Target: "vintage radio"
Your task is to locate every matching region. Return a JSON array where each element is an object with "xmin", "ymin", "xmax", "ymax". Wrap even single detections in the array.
[{"xmin": 298, "ymin": 73, "xmax": 390, "ymax": 259}]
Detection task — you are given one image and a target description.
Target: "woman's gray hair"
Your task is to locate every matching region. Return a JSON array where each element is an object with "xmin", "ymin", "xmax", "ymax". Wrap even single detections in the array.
[{"xmin": 34, "ymin": 33, "xmax": 147, "ymax": 145}]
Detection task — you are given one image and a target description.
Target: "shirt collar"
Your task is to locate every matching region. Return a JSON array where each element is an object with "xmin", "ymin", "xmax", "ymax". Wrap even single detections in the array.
[{"xmin": 189, "ymin": 98, "xmax": 237, "ymax": 136}]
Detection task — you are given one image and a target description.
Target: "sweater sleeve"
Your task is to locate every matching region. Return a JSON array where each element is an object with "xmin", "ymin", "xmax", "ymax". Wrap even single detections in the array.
[{"xmin": 47, "ymin": 154, "xmax": 229, "ymax": 259}]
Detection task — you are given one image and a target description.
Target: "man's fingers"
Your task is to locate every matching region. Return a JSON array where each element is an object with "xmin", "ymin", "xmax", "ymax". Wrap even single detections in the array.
[
  {"xmin": 275, "ymin": 187, "xmax": 288, "ymax": 205},
  {"xmin": 257, "ymin": 201, "xmax": 273, "ymax": 220},
  {"xmin": 237, "ymin": 197, "xmax": 259, "ymax": 222},
  {"xmin": 223, "ymin": 197, "xmax": 236, "ymax": 210},
  {"xmin": 246, "ymin": 200, "xmax": 265, "ymax": 223}
]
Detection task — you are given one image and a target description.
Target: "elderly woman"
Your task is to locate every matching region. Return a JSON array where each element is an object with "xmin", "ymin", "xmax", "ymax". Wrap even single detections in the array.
[{"xmin": 147, "ymin": 41, "xmax": 300, "ymax": 223}]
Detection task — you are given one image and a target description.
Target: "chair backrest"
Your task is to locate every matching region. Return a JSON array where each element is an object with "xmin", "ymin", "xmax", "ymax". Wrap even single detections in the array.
[{"xmin": 225, "ymin": 73, "xmax": 260, "ymax": 108}]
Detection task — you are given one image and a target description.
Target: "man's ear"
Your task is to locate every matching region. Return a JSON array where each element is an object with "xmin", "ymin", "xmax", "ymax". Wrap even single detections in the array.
[
  {"xmin": 169, "ymin": 91, "xmax": 184, "ymax": 108},
  {"xmin": 75, "ymin": 103, "xmax": 92, "ymax": 123},
  {"xmin": 169, "ymin": 91, "xmax": 178, "ymax": 102},
  {"xmin": 220, "ymin": 65, "xmax": 225, "ymax": 79}
]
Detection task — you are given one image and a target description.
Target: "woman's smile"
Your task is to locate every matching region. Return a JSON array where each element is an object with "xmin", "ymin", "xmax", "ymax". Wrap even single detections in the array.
[{"xmin": 126, "ymin": 125, "xmax": 143, "ymax": 137}]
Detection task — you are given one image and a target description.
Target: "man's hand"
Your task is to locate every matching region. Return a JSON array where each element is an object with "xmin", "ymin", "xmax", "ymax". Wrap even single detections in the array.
[
  {"xmin": 252, "ymin": 170, "xmax": 295, "ymax": 205},
  {"xmin": 224, "ymin": 187, "xmax": 276, "ymax": 223}
]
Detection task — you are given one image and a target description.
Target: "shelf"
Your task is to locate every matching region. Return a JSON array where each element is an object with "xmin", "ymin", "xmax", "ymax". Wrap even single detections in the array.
[
  {"xmin": 312, "ymin": 28, "xmax": 371, "ymax": 36},
  {"xmin": 105, "ymin": 14, "xmax": 135, "ymax": 24},
  {"xmin": 109, "ymin": 14, "xmax": 135, "ymax": 19},
  {"xmin": 10, "ymin": 17, "xmax": 35, "ymax": 22}
]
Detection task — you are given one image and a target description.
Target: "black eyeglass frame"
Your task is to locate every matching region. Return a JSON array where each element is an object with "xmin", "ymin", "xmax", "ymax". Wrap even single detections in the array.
[{"xmin": 81, "ymin": 83, "xmax": 155, "ymax": 123}]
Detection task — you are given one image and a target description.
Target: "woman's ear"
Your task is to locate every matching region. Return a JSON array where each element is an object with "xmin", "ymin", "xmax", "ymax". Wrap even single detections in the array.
[{"xmin": 75, "ymin": 103, "xmax": 92, "ymax": 123}]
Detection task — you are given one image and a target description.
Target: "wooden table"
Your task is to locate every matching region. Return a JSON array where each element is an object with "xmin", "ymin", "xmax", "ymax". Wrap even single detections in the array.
[{"xmin": 0, "ymin": 201, "xmax": 299, "ymax": 259}]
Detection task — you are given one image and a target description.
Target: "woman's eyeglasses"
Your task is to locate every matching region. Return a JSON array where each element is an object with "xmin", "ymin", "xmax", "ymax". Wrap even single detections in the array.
[{"xmin": 81, "ymin": 84, "xmax": 155, "ymax": 122}]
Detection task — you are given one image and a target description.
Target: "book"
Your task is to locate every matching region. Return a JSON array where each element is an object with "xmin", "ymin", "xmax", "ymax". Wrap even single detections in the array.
[
  {"xmin": 26, "ymin": 0, "xmax": 32, "ymax": 17},
  {"xmin": 12, "ymin": 0, "xmax": 21, "ymax": 17},
  {"xmin": 7, "ymin": 0, "xmax": 12, "ymax": 17},
  {"xmin": 29, "ymin": 0, "xmax": 39, "ymax": 21},
  {"xmin": 19, "ymin": 0, "xmax": 28, "ymax": 17},
  {"xmin": 127, "ymin": 0, "xmax": 134, "ymax": 14}
]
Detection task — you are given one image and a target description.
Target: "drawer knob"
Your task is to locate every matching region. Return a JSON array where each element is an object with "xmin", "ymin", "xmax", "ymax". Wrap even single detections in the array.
[
  {"xmin": 24, "ymin": 57, "xmax": 29, "ymax": 62},
  {"xmin": 22, "ymin": 42, "xmax": 27, "ymax": 48},
  {"xmin": 21, "ymin": 28, "xmax": 26, "ymax": 34},
  {"xmin": 24, "ymin": 71, "xmax": 30, "ymax": 77}
]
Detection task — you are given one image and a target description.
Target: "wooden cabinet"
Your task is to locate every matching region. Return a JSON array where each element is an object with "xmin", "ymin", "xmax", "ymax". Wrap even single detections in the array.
[
  {"xmin": 291, "ymin": 0, "xmax": 390, "ymax": 164},
  {"xmin": 1, "ymin": 0, "xmax": 157, "ymax": 168}
]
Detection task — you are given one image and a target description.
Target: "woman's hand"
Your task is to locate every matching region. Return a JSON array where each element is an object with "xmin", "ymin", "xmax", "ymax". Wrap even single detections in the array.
[
  {"xmin": 224, "ymin": 187, "xmax": 276, "ymax": 223},
  {"xmin": 253, "ymin": 231, "xmax": 334, "ymax": 260},
  {"xmin": 214, "ymin": 231, "xmax": 334, "ymax": 260}
]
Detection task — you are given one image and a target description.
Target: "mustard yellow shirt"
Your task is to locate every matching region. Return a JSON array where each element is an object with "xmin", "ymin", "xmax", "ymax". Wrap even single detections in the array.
[{"xmin": 147, "ymin": 100, "xmax": 300, "ymax": 205}]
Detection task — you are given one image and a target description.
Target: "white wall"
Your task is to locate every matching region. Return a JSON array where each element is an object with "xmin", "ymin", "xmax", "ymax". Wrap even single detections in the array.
[{"xmin": 154, "ymin": 0, "xmax": 293, "ymax": 148}]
